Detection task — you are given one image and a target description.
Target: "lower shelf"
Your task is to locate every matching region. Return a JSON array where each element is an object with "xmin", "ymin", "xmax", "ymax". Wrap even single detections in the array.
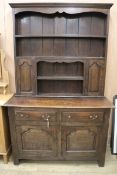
[
  {"xmin": 37, "ymin": 80, "xmax": 83, "ymax": 96},
  {"xmin": 37, "ymin": 93, "xmax": 83, "ymax": 97}
]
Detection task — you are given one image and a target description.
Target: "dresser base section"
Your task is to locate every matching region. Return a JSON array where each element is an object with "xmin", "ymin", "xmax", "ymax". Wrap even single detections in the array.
[{"xmin": 7, "ymin": 100, "xmax": 111, "ymax": 167}]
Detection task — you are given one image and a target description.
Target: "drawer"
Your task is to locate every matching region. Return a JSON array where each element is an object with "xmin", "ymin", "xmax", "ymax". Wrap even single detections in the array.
[
  {"xmin": 62, "ymin": 111, "xmax": 104, "ymax": 123},
  {"xmin": 15, "ymin": 110, "xmax": 58, "ymax": 122}
]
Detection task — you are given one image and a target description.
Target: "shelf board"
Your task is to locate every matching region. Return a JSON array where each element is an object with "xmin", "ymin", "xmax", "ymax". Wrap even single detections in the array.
[
  {"xmin": 36, "ymin": 93, "xmax": 83, "ymax": 97},
  {"xmin": 37, "ymin": 76, "xmax": 84, "ymax": 80},
  {"xmin": 16, "ymin": 56, "xmax": 105, "ymax": 60},
  {"xmin": 15, "ymin": 34, "xmax": 107, "ymax": 39}
]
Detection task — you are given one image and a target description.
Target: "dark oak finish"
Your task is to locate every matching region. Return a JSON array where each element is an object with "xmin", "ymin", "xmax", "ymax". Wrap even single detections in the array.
[
  {"xmin": 6, "ymin": 3, "xmax": 113, "ymax": 166},
  {"xmin": 16, "ymin": 59, "xmax": 35, "ymax": 95},
  {"xmin": 6, "ymin": 96, "xmax": 112, "ymax": 108},
  {"xmin": 13, "ymin": 3, "xmax": 111, "ymax": 97},
  {"xmin": 6, "ymin": 97, "xmax": 112, "ymax": 166}
]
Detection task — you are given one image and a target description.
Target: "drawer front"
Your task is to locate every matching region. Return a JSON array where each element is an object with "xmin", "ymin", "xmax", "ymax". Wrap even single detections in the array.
[
  {"xmin": 62, "ymin": 111, "xmax": 104, "ymax": 123},
  {"xmin": 15, "ymin": 110, "xmax": 57, "ymax": 122}
]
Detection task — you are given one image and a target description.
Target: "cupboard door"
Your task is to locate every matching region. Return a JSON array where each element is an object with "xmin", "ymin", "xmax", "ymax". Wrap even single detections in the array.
[
  {"xmin": 16, "ymin": 59, "xmax": 35, "ymax": 95},
  {"xmin": 61, "ymin": 126, "xmax": 100, "ymax": 160},
  {"xmin": 16, "ymin": 125, "xmax": 58, "ymax": 159},
  {"xmin": 87, "ymin": 60, "xmax": 105, "ymax": 96}
]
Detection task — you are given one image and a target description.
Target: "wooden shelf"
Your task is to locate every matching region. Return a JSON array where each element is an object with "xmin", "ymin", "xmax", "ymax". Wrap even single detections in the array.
[
  {"xmin": 15, "ymin": 34, "xmax": 107, "ymax": 39},
  {"xmin": 37, "ymin": 76, "xmax": 84, "ymax": 80},
  {"xmin": 16, "ymin": 56, "xmax": 105, "ymax": 60},
  {"xmin": 37, "ymin": 93, "xmax": 83, "ymax": 97}
]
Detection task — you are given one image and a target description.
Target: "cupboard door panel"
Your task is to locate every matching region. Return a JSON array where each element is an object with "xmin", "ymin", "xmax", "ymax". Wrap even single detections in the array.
[
  {"xmin": 87, "ymin": 60, "xmax": 105, "ymax": 96},
  {"xmin": 16, "ymin": 125, "xmax": 58, "ymax": 159},
  {"xmin": 61, "ymin": 126, "xmax": 100, "ymax": 160},
  {"xmin": 16, "ymin": 59, "xmax": 35, "ymax": 95}
]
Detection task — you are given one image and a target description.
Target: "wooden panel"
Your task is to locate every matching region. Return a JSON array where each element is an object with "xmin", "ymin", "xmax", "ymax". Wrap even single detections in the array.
[
  {"xmin": 55, "ymin": 17, "xmax": 66, "ymax": 34},
  {"xmin": 16, "ymin": 38, "xmax": 31, "ymax": 56},
  {"xmin": 37, "ymin": 80, "xmax": 83, "ymax": 95},
  {"xmin": 37, "ymin": 61, "xmax": 54, "ymax": 76},
  {"xmin": 91, "ymin": 39, "xmax": 105, "ymax": 57},
  {"xmin": 79, "ymin": 13, "xmax": 106, "ymax": 36},
  {"xmin": 30, "ymin": 38, "xmax": 42, "ymax": 56},
  {"xmin": 66, "ymin": 39, "xmax": 78, "ymax": 56},
  {"xmin": 16, "ymin": 38, "xmax": 43, "ymax": 56},
  {"xmin": 61, "ymin": 126, "xmax": 99, "ymax": 158},
  {"xmin": 30, "ymin": 15, "xmax": 42, "ymax": 35},
  {"xmin": 66, "ymin": 129, "xmax": 96, "ymax": 150},
  {"xmin": 15, "ymin": 15, "xmax": 30, "ymax": 35},
  {"xmin": 16, "ymin": 59, "xmax": 34, "ymax": 94},
  {"xmin": 53, "ymin": 39, "xmax": 65, "ymax": 56},
  {"xmin": 43, "ymin": 39, "xmax": 53, "ymax": 56},
  {"xmin": 20, "ymin": 63, "xmax": 31, "ymax": 91},
  {"xmin": 37, "ymin": 61, "xmax": 84, "ymax": 76},
  {"xmin": 87, "ymin": 60, "xmax": 105, "ymax": 96},
  {"xmin": 78, "ymin": 39, "xmax": 91, "ymax": 57},
  {"xmin": 16, "ymin": 38, "xmax": 105, "ymax": 57},
  {"xmin": 43, "ymin": 16, "xmax": 54, "ymax": 35},
  {"xmin": 66, "ymin": 17, "xmax": 78, "ymax": 34},
  {"xmin": 16, "ymin": 125, "xmax": 58, "ymax": 158},
  {"xmin": 79, "ymin": 15, "xmax": 91, "ymax": 35},
  {"xmin": 91, "ymin": 15, "xmax": 106, "ymax": 35}
]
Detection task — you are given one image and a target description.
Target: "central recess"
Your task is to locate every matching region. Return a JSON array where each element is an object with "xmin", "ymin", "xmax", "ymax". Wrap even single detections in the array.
[
  {"xmin": 37, "ymin": 61, "xmax": 84, "ymax": 76},
  {"xmin": 37, "ymin": 61, "xmax": 84, "ymax": 96}
]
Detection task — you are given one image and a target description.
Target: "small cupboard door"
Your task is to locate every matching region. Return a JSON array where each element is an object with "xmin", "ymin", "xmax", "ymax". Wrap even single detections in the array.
[
  {"xmin": 16, "ymin": 59, "xmax": 35, "ymax": 95},
  {"xmin": 16, "ymin": 125, "xmax": 58, "ymax": 159},
  {"xmin": 61, "ymin": 126, "xmax": 100, "ymax": 160},
  {"xmin": 86, "ymin": 60, "xmax": 105, "ymax": 96}
]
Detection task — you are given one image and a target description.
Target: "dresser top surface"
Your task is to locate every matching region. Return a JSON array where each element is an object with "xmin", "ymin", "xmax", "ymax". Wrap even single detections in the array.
[{"xmin": 4, "ymin": 96, "xmax": 113, "ymax": 109}]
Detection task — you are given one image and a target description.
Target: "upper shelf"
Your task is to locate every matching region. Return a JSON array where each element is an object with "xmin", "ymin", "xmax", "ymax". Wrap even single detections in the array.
[
  {"xmin": 15, "ymin": 34, "xmax": 107, "ymax": 39},
  {"xmin": 37, "ymin": 76, "xmax": 84, "ymax": 80},
  {"xmin": 15, "ymin": 56, "xmax": 105, "ymax": 60}
]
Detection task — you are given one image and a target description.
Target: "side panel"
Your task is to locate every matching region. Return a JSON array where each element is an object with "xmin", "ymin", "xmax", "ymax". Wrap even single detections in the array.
[{"xmin": 16, "ymin": 59, "xmax": 35, "ymax": 95}]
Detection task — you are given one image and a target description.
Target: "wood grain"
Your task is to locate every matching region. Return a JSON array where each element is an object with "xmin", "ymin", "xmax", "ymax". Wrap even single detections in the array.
[{"xmin": 5, "ymin": 96, "xmax": 112, "ymax": 108}]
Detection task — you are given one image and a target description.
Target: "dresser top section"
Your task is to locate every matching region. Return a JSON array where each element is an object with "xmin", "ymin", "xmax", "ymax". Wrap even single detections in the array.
[
  {"xmin": 9, "ymin": 3, "xmax": 113, "ymax": 9},
  {"xmin": 4, "ymin": 96, "xmax": 113, "ymax": 109}
]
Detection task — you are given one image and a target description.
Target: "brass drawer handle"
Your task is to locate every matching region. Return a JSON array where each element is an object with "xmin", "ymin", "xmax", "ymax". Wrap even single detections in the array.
[
  {"xmin": 46, "ymin": 118, "xmax": 50, "ymax": 128},
  {"xmin": 42, "ymin": 114, "xmax": 50, "ymax": 119},
  {"xmin": 41, "ymin": 114, "xmax": 50, "ymax": 128},
  {"xmin": 67, "ymin": 115, "xmax": 71, "ymax": 119},
  {"xmin": 20, "ymin": 114, "xmax": 24, "ymax": 117},
  {"xmin": 42, "ymin": 114, "xmax": 45, "ymax": 118},
  {"xmin": 89, "ymin": 114, "xmax": 98, "ymax": 120}
]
